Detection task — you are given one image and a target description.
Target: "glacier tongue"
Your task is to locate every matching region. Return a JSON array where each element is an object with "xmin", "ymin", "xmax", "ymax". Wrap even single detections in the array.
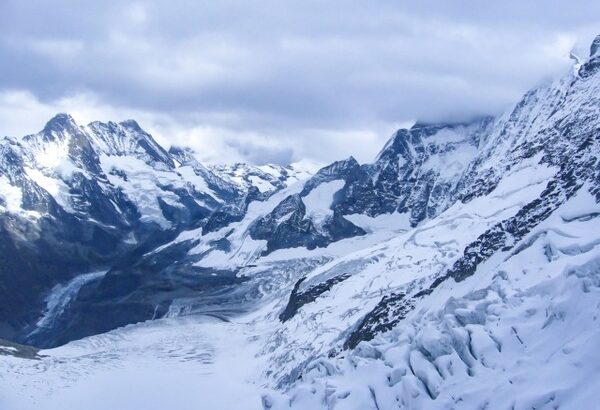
[
  {"xmin": 32, "ymin": 270, "xmax": 108, "ymax": 332},
  {"xmin": 2, "ymin": 316, "xmax": 266, "ymax": 410}
]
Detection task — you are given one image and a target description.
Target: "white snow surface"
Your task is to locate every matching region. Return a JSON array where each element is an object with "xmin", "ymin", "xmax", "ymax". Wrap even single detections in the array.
[
  {"xmin": 100, "ymin": 154, "xmax": 182, "ymax": 228},
  {"xmin": 1, "ymin": 316, "xmax": 267, "ymax": 410},
  {"xmin": 302, "ymin": 179, "xmax": 344, "ymax": 229},
  {"xmin": 24, "ymin": 167, "xmax": 74, "ymax": 213},
  {"xmin": 0, "ymin": 175, "xmax": 24, "ymax": 213},
  {"xmin": 264, "ymin": 187, "xmax": 600, "ymax": 410}
]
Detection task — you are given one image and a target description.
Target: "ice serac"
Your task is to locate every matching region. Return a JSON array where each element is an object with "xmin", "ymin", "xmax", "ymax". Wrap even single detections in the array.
[{"xmin": 260, "ymin": 35, "xmax": 600, "ymax": 409}]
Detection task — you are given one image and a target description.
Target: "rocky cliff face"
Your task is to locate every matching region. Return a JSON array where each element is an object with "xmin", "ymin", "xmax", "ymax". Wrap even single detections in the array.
[{"xmin": 247, "ymin": 117, "xmax": 494, "ymax": 253}]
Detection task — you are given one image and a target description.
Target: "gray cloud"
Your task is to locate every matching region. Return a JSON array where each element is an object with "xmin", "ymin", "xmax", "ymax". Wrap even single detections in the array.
[{"xmin": 0, "ymin": 1, "xmax": 599, "ymax": 164}]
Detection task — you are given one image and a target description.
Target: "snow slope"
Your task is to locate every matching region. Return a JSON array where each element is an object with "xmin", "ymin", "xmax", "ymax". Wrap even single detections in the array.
[{"xmin": 264, "ymin": 188, "xmax": 600, "ymax": 410}]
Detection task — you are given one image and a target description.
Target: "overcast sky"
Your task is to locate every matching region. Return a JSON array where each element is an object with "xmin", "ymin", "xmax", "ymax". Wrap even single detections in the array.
[{"xmin": 0, "ymin": 1, "xmax": 598, "ymax": 165}]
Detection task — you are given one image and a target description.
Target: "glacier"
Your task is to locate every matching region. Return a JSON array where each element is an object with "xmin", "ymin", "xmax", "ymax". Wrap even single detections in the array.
[{"xmin": 1, "ymin": 35, "xmax": 600, "ymax": 410}]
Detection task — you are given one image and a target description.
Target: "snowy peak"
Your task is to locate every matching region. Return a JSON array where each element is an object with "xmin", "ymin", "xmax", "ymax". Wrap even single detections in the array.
[
  {"xmin": 375, "ymin": 117, "xmax": 491, "ymax": 164},
  {"xmin": 86, "ymin": 120, "xmax": 174, "ymax": 168},
  {"xmin": 301, "ymin": 156, "xmax": 361, "ymax": 196},
  {"xmin": 579, "ymin": 34, "xmax": 600, "ymax": 78},
  {"xmin": 21, "ymin": 114, "xmax": 101, "ymax": 178},
  {"xmin": 1, "ymin": 113, "xmax": 318, "ymax": 230},
  {"xmin": 168, "ymin": 145, "xmax": 197, "ymax": 165},
  {"xmin": 41, "ymin": 113, "xmax": 80, "ymax": 137},
  {"xmin": 590, "ymin": 34, "xmax": 600, "ymax": 57},
  {"xmin": 326, "ymin": 117, "xmax": 492, "ymax": 224},
  {"xmin": 210, "ymin": 162, "xmax": 314, "ymax": 194},
  {"xmin": 119, "ymin": 119, "xmax": 143, "ymax": 132},
  {"xmin": 23, "ymin": 114, "xmax": 175, "ymax": 173},
  {"xmin": 244, "ymin": 117, "xmax": 497, "ymax": 253},
  {"xmin": 318, "ymin": 156, "xmax": 359, "ymax": 175},
  {"xmin": 0, "ymin": 137, "xmax": 25, "ymax": 170}
]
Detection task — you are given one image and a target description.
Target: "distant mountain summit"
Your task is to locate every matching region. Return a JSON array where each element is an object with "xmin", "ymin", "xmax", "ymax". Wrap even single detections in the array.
[{"xmin": 0, "ymin": 115, "xmax": 311, "ymax": 344}]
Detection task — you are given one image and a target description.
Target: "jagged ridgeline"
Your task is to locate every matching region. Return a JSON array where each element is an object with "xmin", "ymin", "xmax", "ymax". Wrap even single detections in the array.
[{"xmin": 0, "ymin": 115, "xmax": 312, "ymax": 345}]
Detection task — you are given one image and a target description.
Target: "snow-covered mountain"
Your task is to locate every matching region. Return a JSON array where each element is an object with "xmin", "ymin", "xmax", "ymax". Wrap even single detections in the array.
[
  {"xmin": 210, "ymin": 162, "xmax": 318, "ymax": 195},
  {"xmin": 0, "ymin": 115, "xmax": 308, "ymax": 344},
  {"xmin": 1, "ymin": 35, "xmax": 600, "ymax": 410}
]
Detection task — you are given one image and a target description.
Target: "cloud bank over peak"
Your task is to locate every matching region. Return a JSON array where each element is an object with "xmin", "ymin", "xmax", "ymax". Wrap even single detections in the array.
[{"xmin": 0, "ymin": 1, "xmax": 598, "ymax": 164}]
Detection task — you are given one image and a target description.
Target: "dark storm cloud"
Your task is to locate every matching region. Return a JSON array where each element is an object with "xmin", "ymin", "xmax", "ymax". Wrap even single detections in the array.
[{"xmin": 0, "ymin": 1, "xmax": 599, "ymax": 163}]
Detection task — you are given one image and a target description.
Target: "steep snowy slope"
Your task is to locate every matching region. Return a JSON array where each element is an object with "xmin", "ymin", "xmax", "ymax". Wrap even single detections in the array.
[
  {"xmin": 257, "ymin": 37, "xmax": 600, "ymax": 409},
  {"xmin": 3, "ymin": 186, "xmax": 598, "ymax": 410},
  {"xmin": 263, "ymin": 187, "xmax": 600, "ymax": 409},
  {"xmin": 80, "ymin": 34, "xmax": 598, "ymax": 408},
  {"xmin": 248, "ymin": 117, "xmax": 493, "ymax": 252},
  {"xmin": 17, "ymin": 114, "xmax": 227, "ymax": 226}
]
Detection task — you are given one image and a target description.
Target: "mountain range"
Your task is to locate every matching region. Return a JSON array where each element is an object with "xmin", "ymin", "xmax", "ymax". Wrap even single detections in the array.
[{"xmin": 1, "ymin": 35, "xmax": 600, "ymax": 410}]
